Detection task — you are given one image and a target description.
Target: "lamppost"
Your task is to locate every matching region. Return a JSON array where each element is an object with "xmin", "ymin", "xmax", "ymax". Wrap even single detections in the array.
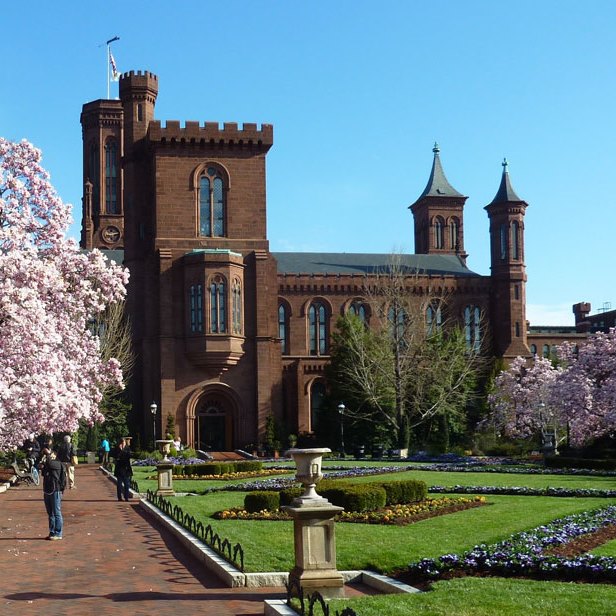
[
  {"xmin": 150, "ymin": 401, "xmax": 157, "ymax": 449},
  {"xmin": 337, "ymin": 403, "xmax": 345, "ymax": 457}
]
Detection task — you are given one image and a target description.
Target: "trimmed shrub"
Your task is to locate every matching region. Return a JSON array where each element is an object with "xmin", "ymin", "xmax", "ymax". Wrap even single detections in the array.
[
  {"xmin": 280, "ymin": 487, "xmax": 304, "ymax": 506},
  {"xmin": 234, "ymin": 460, "xmax": 263, "ymax": 473},
  {"xmin": 321, "ymin": 485, "xmax": 387, "ymax": 512},
  {"xmin": 244, "ymin": 491, "xmax": 280, "ymax": 513},
  {"xmin": 378, "ymin": 480, "xmax": 428, "ymax": 505}
]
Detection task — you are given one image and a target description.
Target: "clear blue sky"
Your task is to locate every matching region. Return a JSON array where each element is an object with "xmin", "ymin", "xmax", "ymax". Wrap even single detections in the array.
[{"xmin": 2, "ymin": 0, "xmax": 614, "ymax": 325}]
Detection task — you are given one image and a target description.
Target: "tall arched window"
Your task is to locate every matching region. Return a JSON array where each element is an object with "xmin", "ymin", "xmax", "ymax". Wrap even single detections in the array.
[
  {"xmin": 426, "ymin": 303, "xmax": 442, "ymax": 335},
  {"xmin": 89, "ymin": 142, "xmax": 99, "ymax": 215},
  {"xmin": 278, "ymin": 303, "xmax": 289, "ymax": 355},
  {"xmin": 209, "ymin": 275, "xmax": 226, "ymax": 333},
  {"xmin": 189, "ymin": 284, "xmax": 203, "ymax": 333},
  {"xmin": 309, "ymin": 302, "xmax": 328, "ymax": 355},
  {"xmin": 434, "ymin": 217, "xmax": 445, "ymax": 249},
  {"xmin": 530, "ymin": 344, "xmax": 537, "ymax": 355},
  {"xmin": 349, "ymin": 301, "xmax": 368, "ymax": 324},
  {"xmin": 310, "ymin": 381, "xmax": 326, "ymax": 432},
  {"xmin": 512, "ymin": 221, "xmax": 520, "ymax": 260},
  {"xmin": 500, "ymin": 223, "xmax": 508, "ymax": 260},
  {"xmin": 104, "ymin": 140, "xmax": 119, "ymax": 214},
  {"xmin": 231, "ymin": 278, "xmax": 242, "ymax": 335},
  {"xmin": 199, "ymin": 167, "xmax": 226, "ymax": 237},
  {"xmin": 543, "ymin": 344, "xmax": 550, "ymax": 358},
  {"xmin": 449, "ymin": 218, "xmax": 460, "ymax": 250},
  {"xmin": 464, "ymin": 305, "xmax": 481, "ymax": 352},
  {"xmin": 388, "ymin": 303, "xmax": 407, "ymax": 348}
]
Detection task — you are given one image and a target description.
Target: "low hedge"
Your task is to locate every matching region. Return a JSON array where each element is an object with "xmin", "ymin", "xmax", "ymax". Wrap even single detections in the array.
[
  {"xmin": 174, "ymin": 460, "xmax": 263, "ymax": 476},
  {"xmin": 377, "ymin": 479, "xmax": 427, "ymax": 504},
  {"xmin": 244, "ymin": 491, "xmax": 280, "ymax": 513},
  {"xmin": 320, "ymin": 485, "xmax": 387, "ymax": 512}
]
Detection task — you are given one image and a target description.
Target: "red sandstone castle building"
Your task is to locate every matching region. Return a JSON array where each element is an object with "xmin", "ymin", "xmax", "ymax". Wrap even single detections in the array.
[{"xmin": 80, "ymin": 70, "xmax": 542, "ymax": 451}]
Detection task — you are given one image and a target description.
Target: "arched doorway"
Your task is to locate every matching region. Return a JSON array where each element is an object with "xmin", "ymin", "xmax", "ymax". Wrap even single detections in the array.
[{"xmin": 195, "ymin": 394, "xmax": 233, "ymax": 451}]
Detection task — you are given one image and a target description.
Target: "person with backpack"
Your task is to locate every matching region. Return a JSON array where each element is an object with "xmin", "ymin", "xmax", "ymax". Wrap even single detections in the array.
[
  {"xmin": 41, "ymin": 449, "xmax": 66, "ymax": 540},
  {"xmin": 58, "ymin": 435, "xmax": 76, "ymax": 489}
]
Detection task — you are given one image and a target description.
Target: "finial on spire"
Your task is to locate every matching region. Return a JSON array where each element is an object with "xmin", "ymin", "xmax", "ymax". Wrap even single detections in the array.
[
  {"xmin": 502, "ymin": 157, "xmax": 508, "ymax": 171},
  {"xmin": 433, "ymin": 142, "xmax": 440, "ymax": 154}
]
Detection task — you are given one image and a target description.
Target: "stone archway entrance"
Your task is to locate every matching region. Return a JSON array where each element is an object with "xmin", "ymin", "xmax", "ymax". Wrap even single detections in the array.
[{"xmin": 195, "ymin": 394, "xmax": 234, "ymax": 451}]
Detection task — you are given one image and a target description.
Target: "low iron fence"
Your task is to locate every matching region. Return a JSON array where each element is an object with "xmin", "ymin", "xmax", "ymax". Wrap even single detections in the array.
[
  {"xmin": 145, "ymin": 490, "xmax": 245, "ymax": 571},
  {"xmin": 286, "ymin": 579, "xmax": 359, "ymax": 616}
]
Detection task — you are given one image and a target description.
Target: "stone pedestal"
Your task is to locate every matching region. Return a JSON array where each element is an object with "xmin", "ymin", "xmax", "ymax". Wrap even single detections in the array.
[
  {"xmin": 156, "ymin": 462, "xmax": 175, "ymax": 496},
  {"xmin": 283, "ymin": 504, "xmax": 345, "ymax": 597}
]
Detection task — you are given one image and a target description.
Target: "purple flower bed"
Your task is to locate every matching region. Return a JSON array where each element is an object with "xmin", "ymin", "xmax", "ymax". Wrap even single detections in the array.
[
  {"xmin": 133, "ymin": 456, "xmax": 204, "ymax": 466},
  {"xmin": 429, "ymin": 485, "xmax": 616, "ymax": 498},
  {"xmin": 408, "ymin": 505, "xmax": 616, "ymax": 583}
]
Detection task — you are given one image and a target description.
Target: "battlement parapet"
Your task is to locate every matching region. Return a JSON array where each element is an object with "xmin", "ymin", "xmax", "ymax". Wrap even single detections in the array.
[
  {"xmin": 148, "ymin": 120, "xmax": 273, "ymax": 148},
  {"xmin": 119, "ymin": 70, "xmax": 158, "ymax": 82}
]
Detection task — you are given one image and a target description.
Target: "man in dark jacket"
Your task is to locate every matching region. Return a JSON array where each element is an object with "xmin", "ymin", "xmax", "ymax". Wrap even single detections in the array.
[
  {"xmin": 42, "ymin": 450, "xmax": 66, "ymax": 540},
  {"xmin": 114, "ymin": 438, "xmax": 132, "ymax": 501}
]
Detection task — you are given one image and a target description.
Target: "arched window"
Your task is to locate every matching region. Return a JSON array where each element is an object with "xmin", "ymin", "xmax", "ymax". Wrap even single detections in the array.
[
  {"xmin": 464, "ymin": 305, "xmax": 481, "ymax": 352},
  {"xmin": 499, "ymin": 223, "xmax": 508, "ymax": 260},
  {"xmin": 349, "ymin": 301, "xmax": 368, "ymax": 324},
  {"xmin": 189, "ymin": 284, "xmax": 203, "ymax": 333},
  {"xmin": 104, "ymin": 140, "xmax": 119, "ymax": 214},
  {"xmin": 309, "ymin": 302, "xmax": 328, "ymax": 355},
  {"xmin": 388, "ymin": 303, "xmax": 407, "ymax": 347},
  {"xmin": 232, "ymin": 278, "xmax": 242, "ymax": 335},
  {"xmin": 310, "ymin": 381, "xmax": 326, "ymax": 432},
  {"xmin": 512, "ymin": 221, "xmax": 520, "ymax": 260},
  {"xmin": 543, "ymin": 344, "xmax": 550, "ymax": 358},
  {"xmin": 426, "ymin": 303, "xmax": 442, "ymax": 335},
  {"xmin": 209, "ymin": 275, "xmax": 226, "ymax": 333},
  {"xmin": 515, "ymin": 321, "xmax": 521, "ymax": 337},
  {"xmin": 434, "ymin": 217, "xmax": 445, "ymax": 249},
  {"xmin": 449, "ymin": 218, "xmax": 460, "ymax": 250},
  {"xmin": 199, "ymin": 167, "xmax": 226, "ymax": 237},
  {"xmin": 278, "ymin": 303, "xmax": 289, "ymax": 355},
  {"xmin": 89, "ymin": 142, "xmax": 99, "ymax": 214},
  {"xmin": 530, "ymin": 344, "xmax": 537, "ymax": 355}
]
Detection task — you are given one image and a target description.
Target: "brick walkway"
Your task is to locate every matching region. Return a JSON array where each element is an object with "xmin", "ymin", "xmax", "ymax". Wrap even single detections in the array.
[{"xmin": 0, "ymin": 464, "xmax": 284, "ymax": 616}]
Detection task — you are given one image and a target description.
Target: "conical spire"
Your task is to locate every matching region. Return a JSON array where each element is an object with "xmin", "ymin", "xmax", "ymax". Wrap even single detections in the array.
[
  {"xmin": 415, "ymin": 143, "xmax": 464, "ymax": 201},
  {"xmin": 488, "ymin": 158, "xmax": 524, "ymax": 204}
]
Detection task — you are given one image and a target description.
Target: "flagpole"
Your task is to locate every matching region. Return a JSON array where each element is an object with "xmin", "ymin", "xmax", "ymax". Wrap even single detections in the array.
[{"xmin": 105, "ymin": 36, "xmax": 120, "ymax": 99}]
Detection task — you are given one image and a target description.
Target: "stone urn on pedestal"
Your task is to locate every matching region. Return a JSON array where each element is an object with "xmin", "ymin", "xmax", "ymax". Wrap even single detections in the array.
[
  {"xmin": 282, "ymin": 448, "xmax": 345, "ymax": 598},
  {"xmin": 154, "ymin": 439, "xmax": 175, "ymax": 496}
]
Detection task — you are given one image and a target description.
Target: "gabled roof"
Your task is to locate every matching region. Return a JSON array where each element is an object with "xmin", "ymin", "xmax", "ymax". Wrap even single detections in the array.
[
  {"xmin": 411, "ymin": 143, "xmax": 465, "ymax": 207},
  {"xmin": 487, "ymin": 159, "xmax": 525, "ymax": 205},
  {"xmin": 273, "ymin": 252, "xmax": 480, "ymax": 277}
]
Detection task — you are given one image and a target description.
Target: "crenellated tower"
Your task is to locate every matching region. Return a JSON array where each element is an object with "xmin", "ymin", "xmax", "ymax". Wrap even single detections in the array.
[
  {"xmin": 410, "ymin": 144, "xmax": 468, "ymax": 261},
  {"xmin": 485, "ymin": 159, "xmax": 530, "ymax": 358}
]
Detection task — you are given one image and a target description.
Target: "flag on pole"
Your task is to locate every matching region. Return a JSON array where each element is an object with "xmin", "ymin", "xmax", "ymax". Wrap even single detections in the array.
[{"xmin": 109, "ymin": 50, "xmax": 119, "ymax": 81}]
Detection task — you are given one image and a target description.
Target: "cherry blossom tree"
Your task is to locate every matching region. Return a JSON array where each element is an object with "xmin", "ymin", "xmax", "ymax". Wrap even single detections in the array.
[{"xmin": 0, "ymin": 138, "xmax": 129, "ymax": 450}]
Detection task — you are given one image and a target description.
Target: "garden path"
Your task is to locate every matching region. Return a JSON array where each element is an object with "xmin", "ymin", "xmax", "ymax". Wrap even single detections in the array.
[{"xmin": 0, "ymin": 464, "xmax": 284, "ymax": 616}]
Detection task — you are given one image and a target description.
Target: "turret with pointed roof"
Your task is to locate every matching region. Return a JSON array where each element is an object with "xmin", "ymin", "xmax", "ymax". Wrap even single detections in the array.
[
  {"xmin": 485, "ymin": 158, "xmax": 530, "ymax": 358},
  {"xmin": 410, "ymin": 144, "xmax": 468, "ymax": 260}
]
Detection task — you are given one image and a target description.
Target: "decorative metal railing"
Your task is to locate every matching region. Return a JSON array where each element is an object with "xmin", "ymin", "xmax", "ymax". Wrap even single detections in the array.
[
  {"xmin": 145, "ymin": 490, "xmax": 245, "ymax": 571},
  {"xmin": 286, "ymin": 578, "xmax": 359, "ymax": 616}
]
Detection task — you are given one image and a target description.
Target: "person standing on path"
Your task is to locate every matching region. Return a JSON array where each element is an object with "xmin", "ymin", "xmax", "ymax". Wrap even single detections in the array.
[
  {"xmin": 114, "ymin": 438, "xmax": 132, "ymax": 501},
  {"xmin": 41, "ymin": 449, "xmax": 66, "ymax": 540},
  {"xmin": 58, "ymin": 435, "xmax": 76, "ymax": 489},
  {"xmin": 100, "ymin": 437, "xmax": 110, "ymax": 467}
]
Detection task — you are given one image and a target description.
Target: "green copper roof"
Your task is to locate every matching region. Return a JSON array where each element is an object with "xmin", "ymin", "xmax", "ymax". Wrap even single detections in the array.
[
  {"xmin": 487, "ymin": 159, "xmax": 524, "ymax": 205},
  {"xmin": 273, "ymin": 252, "xmax": 480, "ymax": 277},
  {"xmin": 411, "ymin": 143, "xmax": 465, "ymax": 207}
]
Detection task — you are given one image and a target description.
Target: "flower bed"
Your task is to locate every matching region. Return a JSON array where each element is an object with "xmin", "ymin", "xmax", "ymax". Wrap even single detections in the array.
[
  {"xmin": 407, "ymin": 504, "xmax": 616, "ymax": 584},
  {"xmin": 213, "ymin": 495, "xmax": 487, "ymax": 524},
  {"xmin": 429, "ymin": 485, "xmax": 616, "ymax": 498},
  {"xmin": 170, "ymin": 469, "xmax": 291, "ymax": 481}
]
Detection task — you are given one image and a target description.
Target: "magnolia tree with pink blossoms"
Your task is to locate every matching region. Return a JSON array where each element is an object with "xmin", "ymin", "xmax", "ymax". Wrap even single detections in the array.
[
  {"xmin": 489, "ymin": 328, "xmax": 616, "ymax": 449},
  {"xmin": 488, "ymin": 355, "xmax": 566, "ymax": 449},
  {"xmin": 0, "ymin": 138, "xmax": 129, "ymax": 450}
]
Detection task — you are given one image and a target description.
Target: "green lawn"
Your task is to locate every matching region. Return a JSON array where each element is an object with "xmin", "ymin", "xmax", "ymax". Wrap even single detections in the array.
[
  {"xmin": 591, "ymin": 539, "xmax": 616, "ymax": 557},
  {"xmin": 329, "ymin": 578, "xmax": 616, "ymax": 616}
]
